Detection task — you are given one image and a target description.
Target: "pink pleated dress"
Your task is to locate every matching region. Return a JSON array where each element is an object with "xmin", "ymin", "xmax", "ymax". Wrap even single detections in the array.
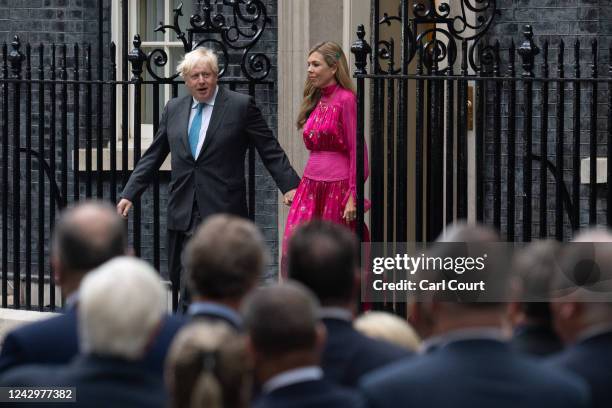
[{"xmin": 281, "ymin": 84, "xmax": 370, "ymax": 277}]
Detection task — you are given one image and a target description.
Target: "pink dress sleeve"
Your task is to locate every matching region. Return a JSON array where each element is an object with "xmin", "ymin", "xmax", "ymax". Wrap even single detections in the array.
[{"xmin": 341, "ymin": 91, "xmax": 369, "ymax": 206}]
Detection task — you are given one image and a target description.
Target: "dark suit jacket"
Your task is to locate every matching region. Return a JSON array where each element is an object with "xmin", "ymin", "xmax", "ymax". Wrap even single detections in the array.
[
  {"xmin": 0, "ymin": 354, "xmax": 167, "ymax": 408},
  {"xmin": 0, "ymin": 309, "xmax": 184, "ymax": 377},
  {"xmin": 511, "ymin": 323, "xmax": 563, "ymax": 357},
  {"xmin": 547, "ymin": 331, "xmax": 612, "ymax": 408},
  {"xmin": 321, "ymin": 317, "xmax": 411, "ymax": 387},
  {"xmin": 121, "ymin": 88, "xmax": 299, "ymax": 230},
  {"xmin": 360, "ymin": 339, "xmax": 589, "ymax": 408},
  {"xmin": 253, "ymin": 379, "xmax": 365, "ymax": 408}
]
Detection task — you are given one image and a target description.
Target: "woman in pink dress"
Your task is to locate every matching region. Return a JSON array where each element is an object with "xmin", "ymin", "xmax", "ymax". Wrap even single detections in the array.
[{"xmin": 281, "ymin": 41, "xmax": 369, "ymax": 278}]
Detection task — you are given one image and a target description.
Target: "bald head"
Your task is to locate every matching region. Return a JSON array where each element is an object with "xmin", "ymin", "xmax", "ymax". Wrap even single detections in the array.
[{"xmin": 53, "ymin": 201, "xmax": 127, "ymax": 275}]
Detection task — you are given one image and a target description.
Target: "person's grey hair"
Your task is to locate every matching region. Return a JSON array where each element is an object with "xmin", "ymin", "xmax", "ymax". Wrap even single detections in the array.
[
  {"xmin": 78, "ymin": 256, "xmax": 166, "ymax": 360},
  {"xmin": 354, "ymin": 311, "xmax": 421, "ymax": 352},
  {"xmin": 52, "ymin": 200, "xmax": 127, "ymax": 274},
  {"xmin": 165, "ymin": 322, "xmax": 251, "ymax": 408},
  {"xmin": 242, "ymin": 282, "xmax": 320, "ymax": 357},
  {"xmin": 185, "ymin": 214, "xmax": 268, "ymax": 300},
  {"xmin": 177, "ymin": 47, "xmax": 219, "ymax": 77}
]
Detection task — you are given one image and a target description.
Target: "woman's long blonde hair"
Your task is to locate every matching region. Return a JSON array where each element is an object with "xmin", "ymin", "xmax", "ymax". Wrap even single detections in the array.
[{"xmin": 296, "ymin": 41, "xmax": 355, "ymax": 129}]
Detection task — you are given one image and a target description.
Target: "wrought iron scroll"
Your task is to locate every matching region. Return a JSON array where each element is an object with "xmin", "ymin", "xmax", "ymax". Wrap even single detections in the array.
[
  {"xmin": 131, "ymin": 0, "xmax": 271, "ymax": 82},
  {"xmin": 373, "ymin": 0, "xmax": 499, "ymax": 73}
]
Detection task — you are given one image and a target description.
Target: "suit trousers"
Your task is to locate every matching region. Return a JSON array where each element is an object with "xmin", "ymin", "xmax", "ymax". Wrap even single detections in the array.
[{"xmin": 168, "ymin": 200, "xmax": 202, "ymax": 313}]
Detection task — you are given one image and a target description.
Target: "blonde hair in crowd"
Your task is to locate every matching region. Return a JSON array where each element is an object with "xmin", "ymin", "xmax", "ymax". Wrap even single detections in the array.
[
  {"xmin": 165, "ymin": 322, "xmax": 251, "ymax": 408},
  {"xmin": 296, "ymin": 41, "xmax": 355, "ymax": 129},
  {"xmin": 354, "ymin": 311, "xmax": 421, "ymax": 352},
  {"xmin": 177, "ymin": 47, "xmax": 219, "ymax": 77}
]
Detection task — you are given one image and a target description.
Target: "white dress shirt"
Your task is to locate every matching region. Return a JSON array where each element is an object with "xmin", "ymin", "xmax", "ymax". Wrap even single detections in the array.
[{"xmin": 188, "ymin": 86, "xmax": 219, "ymax": 158}]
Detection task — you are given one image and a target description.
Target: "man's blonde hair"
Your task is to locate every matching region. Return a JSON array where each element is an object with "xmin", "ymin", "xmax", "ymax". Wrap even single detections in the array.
[{"xmin": 177, "ymin": 47, "xmax": 219, "ymax": 77}]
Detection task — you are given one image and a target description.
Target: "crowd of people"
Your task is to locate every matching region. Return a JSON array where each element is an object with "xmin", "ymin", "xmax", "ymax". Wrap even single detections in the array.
[
  {"xmin": 0, "ymin": 41, "xmax": 610, "ymax": 407},
  {"xmin": 0, "ymin": 201, "xmax": 610, "ymax": 408}
]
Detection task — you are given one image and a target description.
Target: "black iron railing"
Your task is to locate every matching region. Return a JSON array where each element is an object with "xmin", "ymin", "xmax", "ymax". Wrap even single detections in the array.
[
  {"xmin": 0, "ymin": 1, "xmax": 273, "ymax": 311},
  {"xmin": 352, "ymin": 21, "xmax": 612, "ymax": 243}
]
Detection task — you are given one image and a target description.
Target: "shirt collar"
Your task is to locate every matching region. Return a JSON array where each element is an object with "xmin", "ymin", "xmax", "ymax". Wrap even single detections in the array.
[
  {"xmin": 191, "ymin": 85, "xmax": 219, "ymax": 109},
  {"xmin": 319, "ymin": 307, "xmax": 353, "ymax": 322},
  {"xmin": 419, "ymin": 327, "xmax": 506, "ymax": 354},
  {"xmin": 187, "ymin": 301, "xmax": 242, "ymax": 328},
  {"xmin": 262, "ymin": 366, "xmax": 323, "ymax": 394},
  {"xmin": 65, "ymin": 291, "xmax": 80, "ymax": 310},
  {"xmin": 575, "ymin": 323, "xmax": 612, "ymax": 344}
]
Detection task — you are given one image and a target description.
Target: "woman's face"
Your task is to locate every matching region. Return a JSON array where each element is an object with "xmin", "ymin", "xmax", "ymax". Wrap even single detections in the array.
[{"xmin": 307, "ymin": 51, "xmax": 337, "ymax": 89}]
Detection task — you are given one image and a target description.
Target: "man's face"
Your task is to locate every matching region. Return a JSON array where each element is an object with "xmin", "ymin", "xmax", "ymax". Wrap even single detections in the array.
[{"xmin": 185, "ymin": 61, "xmax": 218, "ymax": 102}]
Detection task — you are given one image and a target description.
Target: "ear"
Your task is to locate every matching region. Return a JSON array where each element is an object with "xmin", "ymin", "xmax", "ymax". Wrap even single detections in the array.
[
  {"xmin": 314, "ymin": 322, "xmax": 328, "ymax": 353},
  {"xmin": 245, "ymin": 334, "xmax": 258, "ymax": 361},
  {"xmin": 351, "ymin": 270, "xmax": 360, "ymax": 301},
  {"xmin": 506, "ymin": 302, "xmax": 522, "ymax": 326},
  {"xmin": 408, "ymin": 301, "xmax": 420, "ymax": 326},
  {"xmin": 559, "ymin": 301, "xmax": 581, "ymax": 320},
  {"xmin": 51, "ymin": 255, "xmax": 62, "ymax": 286}
]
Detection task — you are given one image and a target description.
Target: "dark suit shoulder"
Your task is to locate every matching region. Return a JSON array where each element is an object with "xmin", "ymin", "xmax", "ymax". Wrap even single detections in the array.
[
  {"xmin": 547, "ymin": 333, "xmax": 612, "ymax": 408},
  {"xmin": 0, "ymin": 311, "xmax": 78, "ymax": 372},
  {"xmin": 253, "ymin": 379, "xmax": 365, "ymax": 408},
  {"xmin": 322, "ymin": 319, "xmax": 411, "ymax": 387},
  {"xmin": 166, "ymin": 94, "xmax": 192, "ymax": 110},
  {"xmin": 0, "ymin": 364, "xmax": 63, "ymax": 386},
  {"xmin": 360, "ymin": 340, "xmax": 589, "ymax": 408},
  {"xmin": 140, "ymin": 314, "xmax": 186, "ymax": 374}
]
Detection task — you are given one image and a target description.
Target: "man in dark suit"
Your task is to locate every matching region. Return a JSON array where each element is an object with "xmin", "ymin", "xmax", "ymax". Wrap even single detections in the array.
[
  {"xmin": 0, "ymin": 257, "xmax": 170, "ymax": 408},
  {"xmin": 182, "ymin": 213, "xmax": 266, "ymax": 330},
  {"xmin": 0, "ymin": 202, "xmax": 181, "ymax": 377},
  {"xmin": 507, "ymin": 240, "xmax": 563, "ymax": 356},
  {"xmin": 547, "ymin": 229, "xmax": 612, "ymax": 408},
  {"xmin": 117, "ymin": 47, "xmax": 300, "ymax": 308},
  {"xmin": 359, "ymin": 223, "xmax": 589, "ymax": 408},
  {"xmin": 287, "ymin": 221, "xmax": 411, "ymax": 387},
  {"xmin": 244, "ymin": 283, "xmax": 365, "ymax": 408}
]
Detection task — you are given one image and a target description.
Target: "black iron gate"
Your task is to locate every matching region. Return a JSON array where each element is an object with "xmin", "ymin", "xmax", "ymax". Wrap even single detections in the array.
[
  {"xmin": 351, "ymin": 1, "xmax": 612, "ymax": 250},
  {"xmin": 0, "ymin": 1, "xmax": 273, "ymax": 311}
]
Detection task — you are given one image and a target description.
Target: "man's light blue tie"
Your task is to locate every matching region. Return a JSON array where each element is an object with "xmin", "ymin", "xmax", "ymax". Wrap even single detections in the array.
[{"xmin": 189, "ymin": 102, "xmax": 205, "ymax": 158}]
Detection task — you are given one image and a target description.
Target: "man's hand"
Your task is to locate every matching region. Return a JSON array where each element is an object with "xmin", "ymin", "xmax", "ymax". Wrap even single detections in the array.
[
  {"xmin": 343, "ymin": 195, "xmax": 356, "ymax": 222},
  {"xmin": 283, "ymin": 189, "xmax": 297, "ymax": 206},
  {"xmin": 117, "ymin": 198, "xmax": 133, "ymax": 218}
]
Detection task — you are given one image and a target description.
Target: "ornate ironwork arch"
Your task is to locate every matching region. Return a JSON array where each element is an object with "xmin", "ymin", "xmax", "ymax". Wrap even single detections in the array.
[
  {"xmin": 373, "ymin": 0, "xmax": 499, "ymax": 74},
  {"xmin": 129, "ymin": 0, "xmax": 272, "ymax": 82}
]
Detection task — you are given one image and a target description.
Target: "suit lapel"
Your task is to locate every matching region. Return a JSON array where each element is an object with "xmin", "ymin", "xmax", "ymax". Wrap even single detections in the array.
[
  {"xmin": 178, "ymin": 96, "xmax": 193, "ymax": 158},
  {"xmin": 198, "ymin": 86, "xmax": 228, "ymax": 158}
]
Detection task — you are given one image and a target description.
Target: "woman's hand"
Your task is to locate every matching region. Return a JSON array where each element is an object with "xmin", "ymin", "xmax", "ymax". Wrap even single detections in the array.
[
  {"xmin": 343, "ymin": 195, "xmax": 356, "ymax": 222},
  {"xmin": 283, "ymin": 189, "xmax": 297, "ymax": 206}
]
